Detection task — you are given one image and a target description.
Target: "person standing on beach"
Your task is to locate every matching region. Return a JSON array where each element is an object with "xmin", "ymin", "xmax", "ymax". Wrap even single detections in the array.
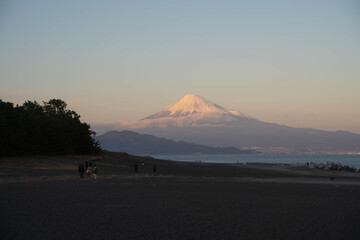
[
  {"xmin": 134, "ymin": 163, "xmax": 138, "ymax": 173},
  {"xmin": 87, "ymin": 166, "xmax": 92, "ymax": 179},
  {"xmin": 93, "ymin": 165, "xmax": 98, "ymax": 179},
  {"xmin": 78, "ymin": 163, "xmax": 85, "ymax": 179}
]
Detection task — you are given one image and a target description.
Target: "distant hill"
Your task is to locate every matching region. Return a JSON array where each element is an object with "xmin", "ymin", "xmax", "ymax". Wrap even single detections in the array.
[{"xmin": 96, "ymin": 130, "xmax": 255, "ymax": 155}]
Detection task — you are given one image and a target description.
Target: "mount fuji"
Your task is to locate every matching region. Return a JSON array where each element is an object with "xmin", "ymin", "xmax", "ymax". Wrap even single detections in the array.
[
  {"xmin": 120, "ymin": 94, "xmax": 252, "ymax": 129},
  {"xmin": 97, "ymin": 94, "xmax": 360, "ymax": 153}
]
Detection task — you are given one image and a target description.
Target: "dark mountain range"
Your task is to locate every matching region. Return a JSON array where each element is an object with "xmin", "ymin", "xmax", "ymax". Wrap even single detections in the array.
[{"xmin": 96, "ymin": 130, "xmax": 255, "ymax": 155}]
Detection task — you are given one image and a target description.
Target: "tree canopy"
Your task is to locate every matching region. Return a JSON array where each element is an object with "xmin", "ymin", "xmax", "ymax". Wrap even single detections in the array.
[{"xmin": 0, "ymin": 99, "xmax": 101, "ymax": 156}]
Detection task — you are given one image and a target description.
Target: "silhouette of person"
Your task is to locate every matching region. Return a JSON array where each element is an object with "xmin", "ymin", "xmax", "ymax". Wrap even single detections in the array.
[
  {"xmin": 153, "ymin": 164, "xmax": 157, "ymax": 173},
  {"xmin": 134, "ymin": 163, "xmax": 138, "ymax": 173},
  {"xmin": 87, "ymin": 166, "xmax": 91, "ymax": 179},
  {"xmin": 78, "ymin": 163, "xmax": 85, "ymax": 179},
  {"xmin": 93, "ymin": 165, "xmax": 98, "ymax": 179}
]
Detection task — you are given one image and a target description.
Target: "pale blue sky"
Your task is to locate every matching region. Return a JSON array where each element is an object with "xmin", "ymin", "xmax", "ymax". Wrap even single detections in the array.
[{"xmin": 1, "ymin": 0, "xmax": 360, "ymax": 133}]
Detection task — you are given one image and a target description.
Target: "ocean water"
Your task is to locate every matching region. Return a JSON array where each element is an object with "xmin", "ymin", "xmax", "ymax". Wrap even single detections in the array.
[{"xmin": 154, "ymin": 154, "xmax": 360, "ymax": 169}]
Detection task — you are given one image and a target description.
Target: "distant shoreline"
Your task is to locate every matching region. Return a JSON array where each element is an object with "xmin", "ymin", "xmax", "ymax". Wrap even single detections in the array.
[{"xmin": 154, "ymin": 153, "xmax": 360, "ymax": 170}]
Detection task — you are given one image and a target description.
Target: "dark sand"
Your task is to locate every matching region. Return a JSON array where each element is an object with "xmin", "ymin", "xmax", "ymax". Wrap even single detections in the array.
[{"xmin": 1, "ymin": 152, "xmax": 360, "ymax": 240}]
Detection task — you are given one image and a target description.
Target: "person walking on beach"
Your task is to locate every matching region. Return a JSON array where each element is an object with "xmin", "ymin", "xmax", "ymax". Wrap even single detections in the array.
[
  {"xmin": 87, "ymin": 166, "xmax": 92, "ymax": 179},
  {"xmin": 78, "ymin": 163, "xmax": 85, "ymax": 179},
  {"xmin": 93, "ymin": 165, "xmax": 98, "ymax": 179}
]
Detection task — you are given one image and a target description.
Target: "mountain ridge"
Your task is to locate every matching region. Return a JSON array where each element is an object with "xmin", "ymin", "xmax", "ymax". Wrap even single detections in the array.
[{"xmin": 96, "ymin": 130, "xmax": 256, "ymax": 155}]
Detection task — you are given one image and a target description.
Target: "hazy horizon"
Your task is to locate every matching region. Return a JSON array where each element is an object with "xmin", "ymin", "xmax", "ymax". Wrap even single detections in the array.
[{"xmin": 1, "ymin": 1, "xmax": 359, "ymax": 133}]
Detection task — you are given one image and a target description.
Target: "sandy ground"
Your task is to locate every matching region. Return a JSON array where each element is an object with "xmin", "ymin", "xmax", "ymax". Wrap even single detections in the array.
[{"xmin": 1, "ymin": 152, "xmax": 360, "ymax": 240}]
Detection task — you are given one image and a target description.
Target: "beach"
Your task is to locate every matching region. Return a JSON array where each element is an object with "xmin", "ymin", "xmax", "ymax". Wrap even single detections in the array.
[{"xmin": 1, "ymin": 152, "xmax": 360, "ymax": 240}]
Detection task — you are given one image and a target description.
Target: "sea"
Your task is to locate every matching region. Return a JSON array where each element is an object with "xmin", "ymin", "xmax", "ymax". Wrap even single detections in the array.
[{"xmin": 154, "ymin": 154, "xmax": 360, "ymax": 169}]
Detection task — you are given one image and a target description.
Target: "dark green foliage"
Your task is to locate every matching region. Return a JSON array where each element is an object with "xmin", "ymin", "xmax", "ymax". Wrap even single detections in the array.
[{"xmin": 0, "ymin": 99, "xmax": 101, "ymax": 156}]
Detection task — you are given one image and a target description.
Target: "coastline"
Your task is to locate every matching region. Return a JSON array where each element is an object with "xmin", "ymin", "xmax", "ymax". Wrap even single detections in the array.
[{"xmin": 154, "ymin": 153, "xmax": 360, "ymax": 169}]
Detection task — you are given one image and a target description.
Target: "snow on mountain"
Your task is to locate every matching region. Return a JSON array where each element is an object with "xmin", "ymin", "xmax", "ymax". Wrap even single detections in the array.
[
  {"xmin": 120, "ymin": 94, "xmax": 251, "ymax": 128},
  {"xmin": 144, "ymin": 94, "xmax": 234, "ymax": 118}
]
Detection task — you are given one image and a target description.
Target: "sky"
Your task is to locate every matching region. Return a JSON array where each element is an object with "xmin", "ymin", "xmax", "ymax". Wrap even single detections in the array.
[{"xmin": 1, "ymin": 0, "xmax": 360, "ymax": 133}]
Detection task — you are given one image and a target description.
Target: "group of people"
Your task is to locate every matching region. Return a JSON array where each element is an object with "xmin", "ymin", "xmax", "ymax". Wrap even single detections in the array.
[
  {"xmin": 78, "ymin": 161, "xmax": 157, "ymax": 178},
  {"xmin": 78, "ymin": 161, "xmax": 98, "ymax": 179}
]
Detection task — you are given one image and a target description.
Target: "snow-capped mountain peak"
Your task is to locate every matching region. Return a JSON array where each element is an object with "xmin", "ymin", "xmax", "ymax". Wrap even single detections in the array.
[
  {"xmin": 119, "ymin": 94, "xmax": 251, "ymax": 129},
  {"xmin": 166, "ymin": 94, "xmax": 219, "ymax": 115},
  {"xmin": 143, "ymin": 94, "xmax": 248, "ymax": 119}
]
